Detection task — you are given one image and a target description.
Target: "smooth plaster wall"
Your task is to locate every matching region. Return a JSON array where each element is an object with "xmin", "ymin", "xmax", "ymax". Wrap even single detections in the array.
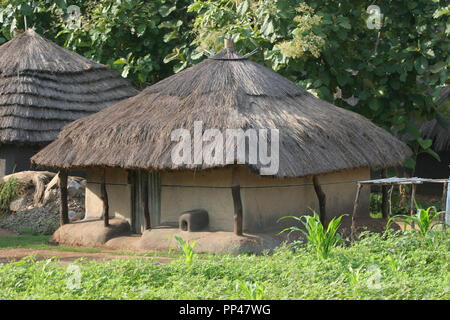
[
  {"xmin": 85, "ymin": 168, "xmax": 131, "ymax": 222},
  {"xmin": 160, "ymin": 167, "xmax": 370, "ymax": 232},
  {"xmin": 85, "ymin": 166, "xmax": 370, "ymax": 232}
]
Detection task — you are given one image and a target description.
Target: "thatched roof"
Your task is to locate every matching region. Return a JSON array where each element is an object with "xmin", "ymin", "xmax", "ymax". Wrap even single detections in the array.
[
  {"xmin": 419, "ymin": 86, "xmax": 449, "ymax": 152},
  {"xmin": 32, "ymin": 45, "xmax": 411, "ymax": 177},
  {"xmin": 0, "ymin": 29, "xmax": 138, "ymax": 144}
]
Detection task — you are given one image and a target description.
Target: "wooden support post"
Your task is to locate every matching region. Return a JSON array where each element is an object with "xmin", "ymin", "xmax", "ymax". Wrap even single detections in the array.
[
  {"xmin": 398, "ymin": 184, "xmax": 406, "ymax": 209},
  {"xmin": 101, "ymin": 169, "xmax": 109, "ymax": 227},
  {"xmin": 351, "ymin": 183, "xmax": 363, "ymax": 239},
  {"xmin": 142, "ymin": 171, "xmax": 151, "ymax": 230},
  {"xmin": 312, "ymin": 175, "xmax": 327, "ymax": 226},
  {"xmin": 442, "ymin": 182, "xmax": 448, "ymax": 212},
  {"xmin": 409, "ymin": 183, "xmax": 417, "ymax": 216},
  {"xmin": 58, "ymin": 170, "xmax": 69, "ymax": 226},
  {"xmin": 442, "ymin": 182, "xmax": 448, "ymax": 230},
  {"xmin": 231, "ymin": 168, "xmax": 243, "ymax": 236},
  {"xmin": 381, "ymin": 169, "xmax": 389, "ymax": 219},
  {"xmin": 409, "ymin": 183, "xmax": 417, "ymax": 230},
  {"xmin": 387, "ymin": 185, "xmax": 394, "ymax": 218},
  {"xmin": 444, "ymin": 177, "xmax": 450, "ymax": 226}
]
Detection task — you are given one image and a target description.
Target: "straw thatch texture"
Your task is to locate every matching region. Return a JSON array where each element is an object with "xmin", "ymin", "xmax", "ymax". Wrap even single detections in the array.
[
  {"xmin": 0, "ymin": 29, "xmax": 138, "ymax": 144},
  {"xmin": 419, "ymin": 87, "xmax": 449, "ymax": 152},
  {"xmin": 33, "ymin": 48, "xmax": 411, "ymax": 177},
  {"xmin": 420, "ymin": 117, "xmax": 450, "ymax": 152}
]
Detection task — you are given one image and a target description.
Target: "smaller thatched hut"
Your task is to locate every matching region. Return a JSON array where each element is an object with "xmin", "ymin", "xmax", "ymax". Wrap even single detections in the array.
[
  {"xmin": 33, "ymin": 40, "xmax": 411, "ymax": 246},
  {"xmin": 0, "ymin": 29, "xmax": 138, "ymax": 176},
  {"xmin": 415, "ymin": 87, "xmax": 450, "ymax": 194}
]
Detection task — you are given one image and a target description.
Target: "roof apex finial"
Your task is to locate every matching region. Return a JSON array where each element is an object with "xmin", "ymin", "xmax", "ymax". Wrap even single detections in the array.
[{"xmin": 224, "ymin": 38, "xmax": 234, "ymax": 49}]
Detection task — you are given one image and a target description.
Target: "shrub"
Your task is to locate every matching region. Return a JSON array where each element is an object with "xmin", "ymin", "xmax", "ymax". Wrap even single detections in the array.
[{"xmin": 0, "ymin": 178, "xmax": 21, "ymax": 213}]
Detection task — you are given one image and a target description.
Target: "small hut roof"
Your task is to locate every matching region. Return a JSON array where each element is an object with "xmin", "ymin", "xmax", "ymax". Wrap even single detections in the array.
[
  {"xmin": 32, "ymin": 46, "xmax": 411, "ymax": 177},
  {"xmin": 419, "ymin": 86, "xmax": 449, "ymax": 152},
  {"xmin": 0, "ymin": 29, "xmax": 138, "ymax": 144},
  {"xmin": 421, "ymin": 119, "xmax": 450, "ymax": 152}
]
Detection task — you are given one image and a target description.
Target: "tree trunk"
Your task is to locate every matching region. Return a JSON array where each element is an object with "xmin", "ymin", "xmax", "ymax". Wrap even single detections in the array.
[
  {"xmin": 351, "ymin": 183, "xmax": 363, "ymax": 239},
  {"xmin": 231, "ymin": 168, "xmax": 243, "ymax": 236},
  {"xmin": 312, "ymin": 175, "xmax": 327, "ymax": 225},
  {"xmin": 101, "ymin": 169, "xmax": 109, "ymax": 227},
  {"xmin": 142, "ymin": 171, "xmax": 151, "ymax": 230}
]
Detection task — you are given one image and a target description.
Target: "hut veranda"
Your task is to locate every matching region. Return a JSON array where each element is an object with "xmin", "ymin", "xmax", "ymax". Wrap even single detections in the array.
[
  {"xmin": 0, "ymin": 29, "xmax": 138, "ymax": 177},
  {"xmin": 33, "ymin": 40, "xmax": 411, "ymax": 237}
]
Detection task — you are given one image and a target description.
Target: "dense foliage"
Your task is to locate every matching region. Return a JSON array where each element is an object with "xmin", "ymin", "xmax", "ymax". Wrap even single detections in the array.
[
  {"xmin": 0, "ymin": 0, "xmax": 449, "ymax": 166},
  {"xmin": 181, "ymin": 0, "xmax": 450, "ymax": 168},
  {"xmin": 0, "ymin": 0, "xmax": 194, "ymax": 88},
  {"xmin": 0, "ymin": 231, "xmax": 448, "ymax": 299}
]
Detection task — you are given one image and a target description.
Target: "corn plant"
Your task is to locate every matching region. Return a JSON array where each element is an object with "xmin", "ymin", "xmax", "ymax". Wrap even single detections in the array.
[
  {"xmin": 236, "ymin": 281, "xmax": 265, "ymax": 300},
  {"xmin": 174, "ymin": 235, "xmax": 196, "ymax": 266},
  {"xmin": 279, "ymin": 212, "xmax": 345, "ymax": 259},
  {"xmin": 387, "ymin": 206, "xmax": 445, "ymax": 236},
  {"xmin": 345, "ymin": 265, "xmax": 364, "ymax": 286}
]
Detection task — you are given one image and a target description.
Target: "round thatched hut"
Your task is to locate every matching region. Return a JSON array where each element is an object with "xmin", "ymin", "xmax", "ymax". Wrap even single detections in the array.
[
  {"xmin": 33, "ymin": 40, "xmax": 411, "ymax": 236},
  {"xmin": 0, "ymin": 29, "xmax": 138, "ymax": 176}
]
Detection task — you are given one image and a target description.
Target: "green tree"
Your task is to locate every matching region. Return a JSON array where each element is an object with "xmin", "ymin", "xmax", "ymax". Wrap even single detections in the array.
[{"xmin": 169, "ymin": 0, "xmax": 449, "ymax": 167}]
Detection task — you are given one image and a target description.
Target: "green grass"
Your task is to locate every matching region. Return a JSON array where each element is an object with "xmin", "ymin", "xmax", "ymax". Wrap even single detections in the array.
[
  {"xmin": 0, "ymin": 235, "xmax": 52, "ymax": 249},
  {"xmin": 0, "ymin": 235, "xmax": 190, "ymax": 257},
  {"xmin": 0, "ymin": 235, "xmax": 101, "ymax": 253},
  {"xmin": 0, "ymin": 230, "xmax": 448, "ymax": 300}
]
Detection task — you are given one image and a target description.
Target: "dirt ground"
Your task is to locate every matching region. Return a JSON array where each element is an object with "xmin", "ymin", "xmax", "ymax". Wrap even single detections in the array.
[{"xmin": 0, "ymin": 226, "xmax": 174, "ymax": 264}]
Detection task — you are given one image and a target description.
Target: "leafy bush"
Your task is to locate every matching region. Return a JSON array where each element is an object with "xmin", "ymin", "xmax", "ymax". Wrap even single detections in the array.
[
  {"xmin": 280, "ymin": 212, "xmax": 345, "ymax": 259},
  {"xmin": 369, "ymin": 193, "xmax": 383, "ymax": 217},
  {"xmin": 0, "ymin": 178, "xmax": 21, "ymax": 213}
]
